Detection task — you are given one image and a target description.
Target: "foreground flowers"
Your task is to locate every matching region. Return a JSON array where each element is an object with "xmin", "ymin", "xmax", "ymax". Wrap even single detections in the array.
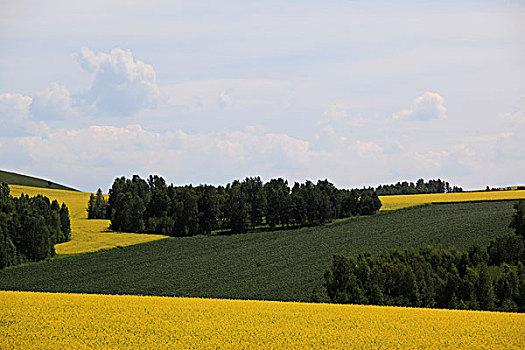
[{"xmin": 1, "ymin": 291, "xmax": 524, "ymax": 349}]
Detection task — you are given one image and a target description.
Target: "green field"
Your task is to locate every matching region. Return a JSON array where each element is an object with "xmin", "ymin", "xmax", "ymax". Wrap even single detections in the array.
[
  {"xmin": 0, "ymin": 170, "xmax": 78, "ymax": 191},
  {"xmin": 0, "ymin": 201, "xmax": 515, "ymax": 301}
]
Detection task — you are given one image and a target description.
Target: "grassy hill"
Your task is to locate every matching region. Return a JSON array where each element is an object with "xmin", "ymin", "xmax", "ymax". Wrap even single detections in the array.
[
  {"xmin": 0, "ymin": 170, "xmax": 78, "ymax": 191},
  {"xmin": 0, "ymin": 201, "xmax": 515, "ymax": 301}
]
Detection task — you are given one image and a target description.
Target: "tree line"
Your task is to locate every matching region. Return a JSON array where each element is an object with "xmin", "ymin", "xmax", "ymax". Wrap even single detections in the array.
[
  {"xmin": 323, "ymin": 201, "xmax": 525, "ymax": 312},
  {"xmin": 0, "ymin": 183, "xmax": 71, "ymax": 269},
  {"xmin": 92, "ymin": 175, "xmax": 382, "ymax": 236},
  {"xmin": 374, "ymin": 178, "xmax": 463, "ymax": 195}
]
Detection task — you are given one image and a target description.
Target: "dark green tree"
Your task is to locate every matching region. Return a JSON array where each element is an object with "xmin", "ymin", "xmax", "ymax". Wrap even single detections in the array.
[
  {"xmin": 59, "ymin": 203, "xmax": 71, "ymax": 241},
  {"xmin": 510, "ymin": 201, "xmax": 525, "ymax": 238},
  {"xmin": 476, "ymin": 264, "xmax": 496, "ymax": 310}
]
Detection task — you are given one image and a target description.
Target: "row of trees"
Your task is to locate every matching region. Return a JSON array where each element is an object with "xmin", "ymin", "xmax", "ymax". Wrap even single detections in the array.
[
  {"xmin": 323, "ymin": 201, "xmax": 525, "ymax": 312},
  {"xmin": 0, "ymin": 183, "xmax": 71, "ymax": 269},
  {"xmin": 375, "ymin": 179, "xmax": 463, "ymax": 195},
  {"xmin": 103, "ymin": 175, "xmax": 382, "ymax": 236}
]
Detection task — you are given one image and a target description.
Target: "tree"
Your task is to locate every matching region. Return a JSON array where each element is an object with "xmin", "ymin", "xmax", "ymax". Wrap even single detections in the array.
[
  {"xmin": 510, "ymin": 201, "xmax": 525, "ymax": 238},
  {"xmin": 197, "ymin": 185, "xmax": 219, "ymax": 235},
  {"xmin": 0, "ymin": 218, "xmax": 17, "ymax": 268},
  {"xmin": 264, "ymin": 178, "xmax": 291, "ymax": 229},
  {"xmin": 59, "ymin": 203, "xmax": 71, "ymax": 241},
  {"xmin": 291, "ymin": 183, "xmax": 307, "ymax": 227},
  {"xmin": 87, "ymin": 189, "xmax": 108, "ymax": 219},
  {"xmin": 476, "ymin": 264, "xmax": 495, "ymax": 310},
  {"xmin": 244, "ymin": 177, "xmax": 266, "ymax": 230},
  {"xmin": 226, "ymin": 181, "xmax": 250, "ymax": 234},
  {"xmin": 487, "ymin": 234, "xmax": 525, "ymax": 265},
  {"xmin": 358, "ymin": 190, "xmax": 382, "ymax": 215}
]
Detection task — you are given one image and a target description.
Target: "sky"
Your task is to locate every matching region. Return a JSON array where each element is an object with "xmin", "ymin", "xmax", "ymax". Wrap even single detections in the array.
[{"xmin": 1, "ymin": 0, "xmax": 524, "ymax": 192}]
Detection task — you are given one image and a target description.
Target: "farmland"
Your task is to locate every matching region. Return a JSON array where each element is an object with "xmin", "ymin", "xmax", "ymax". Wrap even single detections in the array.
[
  {"xmin": 0, "ymin": 201, "xmax": 515, "ymax": 301},
  {"xmin": 0, "ymin": 170, "xmax": 78, "ymax": 191},
  {"xmin": 1, "ymin": 291, "xmax": 523, "ymax": 349},
  {"xmin": 8, "ymin": 183, "xmax": 525, "ymax": 255},
  {"xmin": 8, "ymin": 185, "xmax": 167, "ymax": 255},
  {"xmin": 380, "ymin": 189, "xmax": 525, "ymax": 210}
]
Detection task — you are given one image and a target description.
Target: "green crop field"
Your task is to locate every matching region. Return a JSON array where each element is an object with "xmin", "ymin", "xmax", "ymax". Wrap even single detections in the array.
[
  {"xmin": 0, "ymin": 201, "xmax": 515, "ymax": 301},
  {"xmin": 0, "ymin": 170, "xmax": 78, "ymax": 191}
]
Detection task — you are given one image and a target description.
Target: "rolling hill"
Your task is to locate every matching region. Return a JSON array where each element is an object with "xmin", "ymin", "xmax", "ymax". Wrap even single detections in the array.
[
  {"xmin": 0, "ymin": 170, "xmax": 78, "ymax": 191},
  {"xmin": 0, "ymin": 201, "xmax": 515, "ymax": 301},
  {"xmin": 2, "ymin": 290, "xmax": 523, "ymax": 349},
  {"xmin": 7, "ymin": 184, "xmax": 167, "ymax": 255}
]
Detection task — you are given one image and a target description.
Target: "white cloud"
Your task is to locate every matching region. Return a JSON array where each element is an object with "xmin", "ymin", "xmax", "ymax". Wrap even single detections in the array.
[
  {"xmin": 30, "ymin": 83, "xmax": 76, "ymax": 119},
  {"xmin": 218, "ymin": 91, "xmax": 233, "ymax": 109},
  {"xmin": 353, "ymin": 140, "xmax": 384, "ymax": 156},
  {"xmin": 0, "ymin": 93, "xmax": 32, "ymax": 118},
  {"xmin": 2, "ymin": 123, "xmax": 392, "ymax": 190},
  {"xmin": 394, "ymin": 92, "xmax": 447, "ymax": 121},
  {"xmin": 318, "ymin": 104, "xmax": 364, "ymax": 126},
  {"xmin": 319, "ymin": 104, "xmax": 348, "ymax": 124},
  {"xmin": 74, "ymin": 47, "xmax": 160, "ymax": 115},
  {"xmin": 0, "ymin": 93, "xmax": 49, "ymax": 136}
]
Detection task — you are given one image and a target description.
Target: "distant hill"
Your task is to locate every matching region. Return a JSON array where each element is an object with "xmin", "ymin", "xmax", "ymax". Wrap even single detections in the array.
[{"xmin": 0, "ymin": 170, "xmax": 78, "ymax": 191}]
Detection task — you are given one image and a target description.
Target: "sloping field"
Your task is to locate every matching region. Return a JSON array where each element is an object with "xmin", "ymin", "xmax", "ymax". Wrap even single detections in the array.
[
  {"xmin": 1, "ymin": 291, "xmax": 523, "ymax": 349},
  {"xmin": 0, "ymin": 201, "xmax": 514, "ymax": 301},
  {"xmin": 0, "ymin": 169, "xmax": 78, "ymax": 191},
  {"xmin": 380, "ymin": 190, "xmax": 525, "ymax": 210},
  {"xmin": 8, "ymin": 185, "xmax": 167, "ymax": 255}
]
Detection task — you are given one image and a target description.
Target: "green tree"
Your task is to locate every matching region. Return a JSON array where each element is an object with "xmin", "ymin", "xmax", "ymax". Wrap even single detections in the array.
[
  {"xmin": 244, "ymin": 177, "xmax": 266, "ymax": 230},
  {"xmin": 226, "ymin": 181, "xmax": 250, "ymax": 234},
  {"xmin": 476, "ymin": 264, "xmax": 496, "ymax": 310},
  {"xmin": 510, "ymin": 201, "xmax": 525, "ymax": 238},
  {"xmin": 59, "ymin": 203, "xmax": 71, "ymax": 241},
  {"xmin": 197, "ymin": 185, "xmax": 219, "ymax": 235}
]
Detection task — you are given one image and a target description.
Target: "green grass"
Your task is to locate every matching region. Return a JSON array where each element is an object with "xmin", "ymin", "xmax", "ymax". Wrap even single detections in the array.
[
  {"xmin": 0, "ymin": 201, "xmax": 515, "ymax": 301},
  {"xmin": 0, "ymin": 170, "xmax": 78, "ymax": 191}
]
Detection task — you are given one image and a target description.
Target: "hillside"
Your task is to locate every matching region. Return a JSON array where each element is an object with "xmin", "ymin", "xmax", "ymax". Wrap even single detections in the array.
[
  {"xmin": 380, "ymin": 190, "xmax": 525, "ymax": 210},
  {"xmin": 0, "ymin": 201, "xmax": 515, "ymax": 301},
  {"xmin": 0, "ymin": 170, "xmax": 78, "ymax": 191},
  {"xmin": 8, "ymin": 185, "xmax": 167, "ymax": 254},
  {"xmin": 2, "ymin": 291, "xmax": 523, "ymax": 349}
]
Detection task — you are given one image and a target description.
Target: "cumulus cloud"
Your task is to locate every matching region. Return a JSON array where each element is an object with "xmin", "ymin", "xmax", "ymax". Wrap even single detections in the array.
[
  {"xmin": 394, "ymin": 92, "xmax": 447, "ymax": 121},
  {"xmin": 0, "ymin": 93, "xmax": 32, "ymax": 117},
  {"xmin": 74, "ymin": 47, "xmax": 160, "ymax": 115},
  {"xmin": 2, "ymin": 123, "xmax": 394, "ymax": 190},
  {"xmin": 30, "ymin": 83, "xmax": 76, "ymax": 119},
  {"xmin": 218, "ymin": 91, "xmax": 234, "ymax": 109},
  {"xmin": 0, "ymin": 93, "xmax": 48, "ymax": 136},
  {"xmin": 318, "ymin": 104, "xmax": 364, "ymax": 126},
  {"xmin": 353, "ymin": 140, "xmax": 384, "ymax": 156}
]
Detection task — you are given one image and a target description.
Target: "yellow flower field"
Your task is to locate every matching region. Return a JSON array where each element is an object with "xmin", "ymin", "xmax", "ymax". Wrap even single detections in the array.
[
  {"xmin": 380, "ymin": 190, "xmax": 525, "ymax": 210},
  {"xmin": 1, "ymin": 291, "xmax": 524, "ymax": 349},
  {"xmin": 8, "ymin": 185, "xmax": 166, "ymax": 255}
]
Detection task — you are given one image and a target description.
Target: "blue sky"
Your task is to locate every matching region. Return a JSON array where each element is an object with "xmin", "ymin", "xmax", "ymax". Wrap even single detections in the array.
[{"xmin": 1, "ymin": 0, "xmax": 524, "ymax": 191}]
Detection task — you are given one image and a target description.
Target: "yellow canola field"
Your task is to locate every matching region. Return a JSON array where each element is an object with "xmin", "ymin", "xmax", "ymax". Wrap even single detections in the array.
[
  {"xmin": 380, "ymin": 190, "xmax": 525, "ymax": 211},
  {"xmin": 1, "ymin": 291, "xmax": 524, "ymax": 349},
  {"xmin": 8, "ymin": 185, "xmax": 166, "ymax": 255}
]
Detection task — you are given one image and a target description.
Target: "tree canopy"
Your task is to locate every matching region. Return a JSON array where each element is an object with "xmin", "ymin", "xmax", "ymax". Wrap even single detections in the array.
[
  {"xmin": 106, "ymin": 175, "xmax": 382, "ymax": 236},
  {"xmin": 0, "ymin": 182, "xmax": 71, "ymax": 269}
]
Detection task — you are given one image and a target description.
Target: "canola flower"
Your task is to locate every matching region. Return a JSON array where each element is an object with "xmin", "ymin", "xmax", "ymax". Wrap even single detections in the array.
[
  {"xmin": 1, "ymin": 291, "xmax": 524, "ymax": 349},
  {"xmin": 380, "ymin": 190, "xmax": 525, "ymax": 210},
  {"xmin": 8, "ymin": 185, "xmax": 166, "ymax": 255}
]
